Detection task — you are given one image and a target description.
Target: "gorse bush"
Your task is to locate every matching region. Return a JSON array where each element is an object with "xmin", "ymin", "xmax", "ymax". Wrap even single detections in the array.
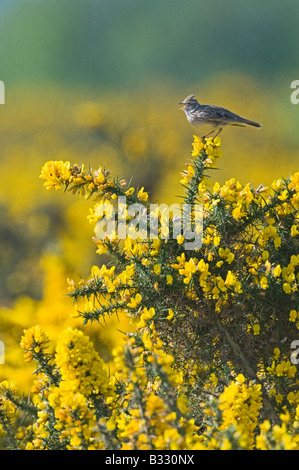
[
  {"xmin": 0, "ymin": 84, "xmax": 297, "ymax": 303},
  {"xmin": 0, "ymin": 136, "xmax": 298, "ymax": 450}
]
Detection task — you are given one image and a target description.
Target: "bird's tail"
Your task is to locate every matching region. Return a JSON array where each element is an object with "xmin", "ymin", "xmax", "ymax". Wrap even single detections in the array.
[{"xmin": 239, "ymin": 118, "xmax": 262, "ymax": 128}]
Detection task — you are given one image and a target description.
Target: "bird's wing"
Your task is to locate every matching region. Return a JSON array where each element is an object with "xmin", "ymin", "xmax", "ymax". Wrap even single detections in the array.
[
  {"xmin": 197, "ymin": 106, "xmax": 261, "ymax": 127},
  {"xmin": 200, "ymin": 106, "xmax": 246, "ymax": 124}
]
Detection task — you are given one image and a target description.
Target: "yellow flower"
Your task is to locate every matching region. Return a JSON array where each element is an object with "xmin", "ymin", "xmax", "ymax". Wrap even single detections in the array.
[
  {"xmin": 142, "ymin": 330, "xmax": 153, "ymax": 350},
  {"xmin": 289, "ymin": 310, "xmax": 298, "ymax": 322},
  {"xmin": 191, "ymin": 135, "xmax": 204, "ymax": 156},
  {"xmin": 95, "ymin": 239, "xmax": 109, "ymax": 255},
  {"xmin": 253, "ymin": 324, "xmax": 260, "ymax": 335},
  {"xmin": 209, "ymin": 373, "xmax": 218, "ymax": 386},
  {"xmin": 225, "ymin": 270, "xmax": 236, "ymax": 287},
  {"xmin": 153, "ymin": 264, "xmax": 161, "ymax": 275},
  {"xmin": 177, "ymin": 394, "xmax": 189, "ymax": 414},
  {"xmin": 260, "ymin": 276, "xmax": 268, "ymax": 290},
  {"xmin": 273, "ymin": 348, "xmax": 280, "ymax": 360},
  {"xmin": 260, "ymin": 420, "xmax": 271, "ymax": 432},
  {"xmin": 275, "ymin": 393, "xmax": 283, "ymax": 404},
  {"xmin": 187, "ymin": 165, "xmax": 195, "ymax": 178},
  {"xmin": 167, "ymin": 309, "xmax": 174, "ymax": 320},
  {"xmin": 274, "ymin": 237, "xmax": 281, "ymax": 249},
  {"xmin": 137, "ymin": 187, "xmax": 148, "ymax": 201},
  {"xmin": 213, "ymin": 235, "xmax": 220, "ymax": 246},
  {"xmin": 125, "ymin": 187, "xmax": 135, "ymax": 196},
  {"xmin": 273, "ymin": 265, "xmax": 282, "ymax": 277},
  {"xmin": 283, "ymin": 283, "xmax": 292, "ymax": 294},
  {"xmin": 213, "ymin": 181, "xmax": 221, "ymax": 194},
  {"xmin": 40, "ymin": 160, "xmax": 71, "ymax": 190},
  {"xmin": 232, "ymin": 204, "xmax": 245, "ymax": 220},
  {"xmin": 291, "ymin": 224, "xmax": 299, "ymax": 237},
  {"xmin": 127, "ymin": 293, "xmax": 142, "ymax": 308},
  {"xmin": 236, "ymin": 374, "xmax": 245, "ymax": 384},
  {"xmin": 290, "ymin": 254, "xmax": 299, "ymax": 267},
  {"xmin": 278, "ymin": 190, "xmax": 289, "ymax": 201},
  {"xmin": 261, "ymin": 250, "xmax": 269, "ymax": 261},
  {"xmin": 272, "ymin": 179, "xmax": 282, "ymax": 191},
  {"xmin": 142, "ymin": 307, "xmax": 156, "ymax": 320},
  {"xmin": 220, "ymin": 438, "xmax": 232, "ymax": 450},
  {"xmin": 177, "ymin": 234, "xmax": 184, "ymax": 245}
]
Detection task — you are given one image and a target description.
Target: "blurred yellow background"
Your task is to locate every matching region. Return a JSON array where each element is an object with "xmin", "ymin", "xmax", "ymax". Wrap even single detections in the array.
[{"xmin": 0, "ymin": 0, "xmax": 298, "ymax": 390}]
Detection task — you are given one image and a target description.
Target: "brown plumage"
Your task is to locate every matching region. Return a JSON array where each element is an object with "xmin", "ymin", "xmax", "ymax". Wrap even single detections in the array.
[{"xmin": 179, "ymin": 94, "xmax": 261, "ymax": 138}]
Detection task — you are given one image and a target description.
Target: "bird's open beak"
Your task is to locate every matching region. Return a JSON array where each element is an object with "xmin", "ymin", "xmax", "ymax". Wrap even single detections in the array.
[{"xmin": 179, "ymin": 103, "xmax": 186, "ymax": 110}]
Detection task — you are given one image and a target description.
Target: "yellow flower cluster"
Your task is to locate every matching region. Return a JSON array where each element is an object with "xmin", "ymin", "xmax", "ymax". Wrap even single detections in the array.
[
  {"xmin": 47, "ymin": 388, "xmax": 99, "ymax": 449},
  {"xmin": 191, "ymin": 135, "xmax": 222, "ymax": 161},
  {"xmin": 44, "ymin": 135, "xmax": 298, "ymax": 450},
  {"xmin": 20, "ymin": 325, "xmax": 51, "ymax": 363},
  {"xmin": 1, "ymin": 133, "xmax": 299, "ymax": 450},
  {"xmin": 180, "ymin": 136, "xmax": 222, "ymax": 189},
  {"xmin": 40, "ymin": 161, "xmax": 112, "ymax": 197},
  {"xmin": 39, "ymin": 160, "xmax": 72, "ymax": 191},
  {"xmin": 256, "ymin": 418, "xmax": 299, "ymax": 450},
  {"xmin": 104, "ymin": 336, "xmax": 203, "ymax": 451},
  {"xmin": 40, "ymin": 161, "xmax": 149, "ymax": 206},
  {"xmin": 18, "ymin": 327, "xmax": 115, "ymax": 449},
  {"xmin": 267, "ymin": 359, "xmax": 297, "ymax": 379},
  {"xmin": 0, "ymin": 381, "xmax": 17, "ymax": 439},
  {"xmin": 54, "ymin": 328, "xmax": 113, "ymax": 397},
  {"xmin": 171, "ymin": 252, "xmax": 242, "ymax": 302},
  {"xmin": 217, "ymin": 375, "xmax": 262, "ymax": 449}
]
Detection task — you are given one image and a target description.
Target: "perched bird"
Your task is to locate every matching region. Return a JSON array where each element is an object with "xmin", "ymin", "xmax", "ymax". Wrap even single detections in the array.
[{"xmin": 179, "ymin": 94, "xmax": 261, "ymax": 138}]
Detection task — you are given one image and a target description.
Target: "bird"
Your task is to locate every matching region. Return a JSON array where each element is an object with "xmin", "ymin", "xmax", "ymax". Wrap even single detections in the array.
[{"xmin": 179, "ymin": 94, "xmax": 261, "ymax": 138}]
